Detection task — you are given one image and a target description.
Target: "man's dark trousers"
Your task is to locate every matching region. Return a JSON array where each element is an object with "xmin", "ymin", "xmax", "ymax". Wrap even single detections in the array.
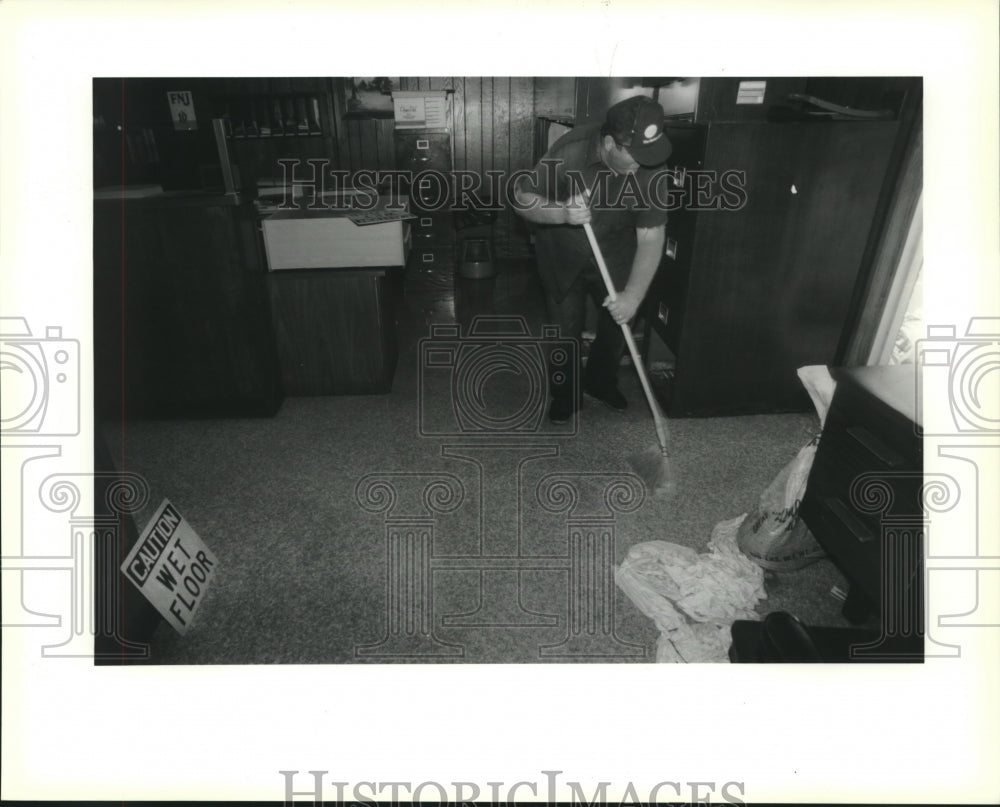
[{"xmin": 544, "ymin": 260, "xmax": 627, "ymax": 409}]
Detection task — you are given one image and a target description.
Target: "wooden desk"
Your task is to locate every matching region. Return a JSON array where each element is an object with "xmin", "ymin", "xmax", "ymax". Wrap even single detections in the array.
[
  {"xmin": 267, "ymin": 266, "xmax": 403, "ymax": 395},
  {"xmin": 800, "ymin": 365, "xmax": 924, "ymax": 659},
  {"xmin": 259, "ymin": 197, "xmax": 409, "ymax": 395}
]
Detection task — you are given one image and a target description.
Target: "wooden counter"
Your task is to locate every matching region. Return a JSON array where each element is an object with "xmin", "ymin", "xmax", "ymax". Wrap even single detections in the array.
[
  {"xmin": 94, "ymin": 192, "xmax": 282, "ymax": 418},
  {"xmin": 258, "ymin": 193, "xmax": 410, "ymax": 395},
  {"xmin": 267, "ymin": 266, "xmax": 404, "ymax": 395},
  {"xmin": 258, "ymin": 193, "xmax": 412, "ymax": 269}
]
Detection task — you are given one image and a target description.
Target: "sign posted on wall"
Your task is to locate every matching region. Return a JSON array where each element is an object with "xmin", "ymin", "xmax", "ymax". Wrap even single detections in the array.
[
  {"xmin": 122, "ymin": 499, "xmax": 218, "ymax": 634},
  {"xmin": 167, "ymin": 90, "xmax": 197, "ymax": 131}
]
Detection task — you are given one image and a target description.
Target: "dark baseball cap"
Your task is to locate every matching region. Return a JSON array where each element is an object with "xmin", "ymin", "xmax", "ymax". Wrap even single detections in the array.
[{"xmin": 605, "ymin": 96, "xmax": 672, "ymax": 166}]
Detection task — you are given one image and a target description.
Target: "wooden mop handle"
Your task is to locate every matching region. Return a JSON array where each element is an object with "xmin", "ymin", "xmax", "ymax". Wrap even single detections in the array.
[
  {"xmin": 581, "ymin": 221, "xmax": 621, "ymax": 304},
  {"xmin": 581, "ymin": 220, "xmax": 670, "ymax": 452}
]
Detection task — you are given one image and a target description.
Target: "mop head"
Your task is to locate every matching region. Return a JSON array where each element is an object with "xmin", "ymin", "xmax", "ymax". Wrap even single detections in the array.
[{"xmin": 629, "ymin": 445, "xmax": 677, "ymax": 498}]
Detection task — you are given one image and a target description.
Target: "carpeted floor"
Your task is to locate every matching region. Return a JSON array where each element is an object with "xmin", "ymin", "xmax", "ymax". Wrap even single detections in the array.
[{"xmin": 103, "ymin": 259, "xmax": 854, "ymax": 663}]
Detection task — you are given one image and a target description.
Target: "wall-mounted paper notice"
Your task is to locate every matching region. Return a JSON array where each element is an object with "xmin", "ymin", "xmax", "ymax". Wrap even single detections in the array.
[
  {"xmin": 736, "ymin": 80, "xmax": 767, "ymax": 105},
  {"xmin": 393, "ymin": 91, "xmax": 448, "ymax": 128}
]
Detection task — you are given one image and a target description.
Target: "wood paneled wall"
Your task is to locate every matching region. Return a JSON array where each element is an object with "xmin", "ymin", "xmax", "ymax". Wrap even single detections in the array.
[
  {"xmin": 339, "ymin": 77, "xmax": 537, "ymax": 257},
  {"xmin": 340, "ymin": 116, "xmax": 396, "ymax": 173},
  {"xmin": 429, "ymin": 76, "xmax": 535, "ymax": 258},
  {"xmin": 99, "ymin": 76, "xmax": 542, "ymax": 256}
]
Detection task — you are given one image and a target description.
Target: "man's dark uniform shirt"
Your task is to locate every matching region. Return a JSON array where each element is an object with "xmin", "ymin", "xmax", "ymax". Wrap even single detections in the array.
[{"xmin": 520, "ymin": 122, "xmax": 670, "ymax": 303}]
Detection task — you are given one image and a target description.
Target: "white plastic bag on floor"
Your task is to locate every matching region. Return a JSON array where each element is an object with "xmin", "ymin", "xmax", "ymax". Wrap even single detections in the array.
[
  {"xmin": 797, "ymin": 364, "xmax": 837, "ymax": 428},
  {"xmin": 736, "ymin": 365, "xmax": 835, "ymax": 571},
  {"xmin": 616, "ymin": 515, "xmax": 766, "ymax": 663}
]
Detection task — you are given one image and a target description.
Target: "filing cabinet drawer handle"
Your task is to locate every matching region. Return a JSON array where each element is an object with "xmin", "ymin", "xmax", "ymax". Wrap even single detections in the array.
[
  {"xmin": 846, "ymin": 426, "xmax": 905, "ymax": 469},
  {"xmin": 825, "ymin": 497, "xmax": 875, "ymax": 543},
  {"xmin": 664, "ymin": 237, "xmax": 678, "ymax": 259}
]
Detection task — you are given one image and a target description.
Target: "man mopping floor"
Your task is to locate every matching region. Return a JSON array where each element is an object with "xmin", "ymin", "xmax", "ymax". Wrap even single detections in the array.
[{"xmin": 514, "ymin": 95, "xmax": 676, "ymax": 496}]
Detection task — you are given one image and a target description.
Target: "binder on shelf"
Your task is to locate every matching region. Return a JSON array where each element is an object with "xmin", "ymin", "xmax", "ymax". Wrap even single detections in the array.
[{"xmin": 225, "ymin": 95, "xmax": 324, "ymax": 140}]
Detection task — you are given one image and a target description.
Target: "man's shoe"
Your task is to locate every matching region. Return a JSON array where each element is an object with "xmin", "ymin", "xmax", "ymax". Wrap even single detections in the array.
[
  {"xmin": 548, "ymin": 397, "xmax": 576, "ymax": 424},
  {"xmin": 582, "ymin": 383, "xmax": 627, "ymax": 412}
]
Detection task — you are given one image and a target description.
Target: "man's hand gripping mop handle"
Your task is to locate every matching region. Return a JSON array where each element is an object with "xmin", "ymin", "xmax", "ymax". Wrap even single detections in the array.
[{"xmin": 580, "ymin": 219, "xmax": 671, "ymax": 455}]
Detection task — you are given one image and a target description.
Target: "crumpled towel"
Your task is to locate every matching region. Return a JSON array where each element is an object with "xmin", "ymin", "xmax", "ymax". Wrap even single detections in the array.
[{"xmin": 615, "ymin": 515, "xmax": 766, "ymax": 662}]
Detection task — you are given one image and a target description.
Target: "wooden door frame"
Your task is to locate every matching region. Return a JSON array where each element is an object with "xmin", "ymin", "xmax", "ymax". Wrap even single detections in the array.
[{"xmin": 838, "ymin": 81, "xmax": 924, "ymax": 366}]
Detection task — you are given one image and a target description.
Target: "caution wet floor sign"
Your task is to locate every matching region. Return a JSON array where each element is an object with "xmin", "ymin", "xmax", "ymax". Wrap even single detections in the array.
[{"xmin": 122, "ymin": 499, "xmax": 218, "ymax": 634}]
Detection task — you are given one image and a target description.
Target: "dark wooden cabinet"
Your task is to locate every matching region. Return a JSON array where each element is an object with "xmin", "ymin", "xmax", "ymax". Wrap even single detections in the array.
[
  {"xmin": 800, "ymin": 366, "xmax": 923, "ymax": 657},
  {"xmin": 258, "ymin": 199, "xmax": 410, "ymax": 396},
  {"xmin": 94, "ymin": 194, "xmax": 282, "ymax": 418},
  {"xmin": 267, "ymin": 267, "xmax": 403, "ymax": 395},
  {"xmin": 643, "ymin": 117, "xmax": 902, "ymax": 416},
  {"xmin": 730, "ymin": 366, "xmax": 924, "ymax": 662}
]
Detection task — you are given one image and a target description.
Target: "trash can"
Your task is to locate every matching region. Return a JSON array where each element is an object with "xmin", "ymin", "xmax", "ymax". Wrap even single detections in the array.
[
  {"xmin": 459, "ymin": 237, "xmax": 494, "ymax": 279},
  {"xmin": 455, "ymin": 201, "xmax": 498, "ymax": 279}
]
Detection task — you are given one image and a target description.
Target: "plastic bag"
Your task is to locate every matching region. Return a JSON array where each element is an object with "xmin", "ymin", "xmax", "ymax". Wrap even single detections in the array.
[
  {"xmin": 735, "ymin": 365, "xmax": 835, "ymax": 571},
  {"xmin": 736, "ymin": 441, "xmax": 825, "ymax": 570}
]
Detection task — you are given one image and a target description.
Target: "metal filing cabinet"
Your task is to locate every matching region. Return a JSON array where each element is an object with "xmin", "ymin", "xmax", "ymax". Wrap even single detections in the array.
[
  {"xmin": 394, "ymin": 129, "xmax": 455, "ymax": 274},
  {"xmin": 642, "ymin": 121, "xmax": 706, "ymax": 377}
]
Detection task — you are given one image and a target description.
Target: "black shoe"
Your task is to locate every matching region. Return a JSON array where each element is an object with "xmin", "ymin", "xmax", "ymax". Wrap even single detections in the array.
[
  {"xmin": 548, "ymin": 396, "xmax": 576, "ymax": 424},
  {"xmin": 582, "ymin": 383, "xmax": 627, "ymax": 412}
]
